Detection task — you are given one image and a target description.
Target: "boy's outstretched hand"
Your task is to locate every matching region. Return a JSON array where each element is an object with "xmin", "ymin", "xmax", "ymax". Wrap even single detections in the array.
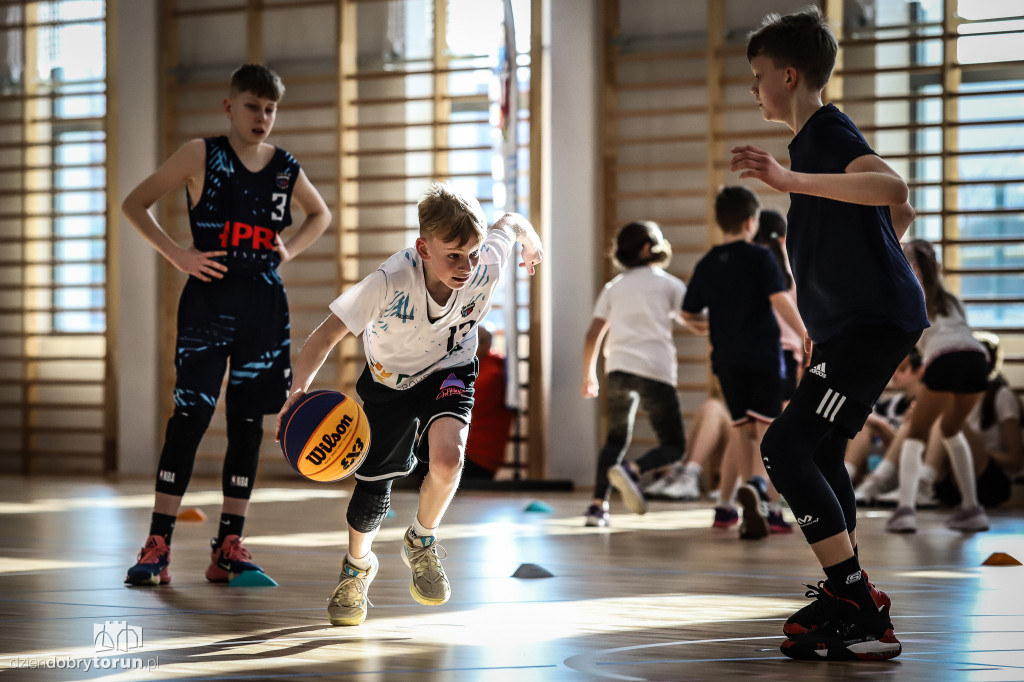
[
  {"xmin": 730, "ymin": 145, "xmax": 791, "ymax": 193},
  {"xmin": 520, "ymin": 242, "xmax": 544, "ymax": 275}
]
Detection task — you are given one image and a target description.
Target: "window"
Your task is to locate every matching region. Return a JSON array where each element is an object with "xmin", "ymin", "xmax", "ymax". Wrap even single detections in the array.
[{"xmin": 0, "ymin": 0, "xmax": 109, "ymax": 473}]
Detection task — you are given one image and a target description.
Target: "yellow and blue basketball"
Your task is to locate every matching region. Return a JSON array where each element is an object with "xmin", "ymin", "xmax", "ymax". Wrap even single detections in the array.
[{"xmin": 280, "ymin": 390, "xmax": 370, "ymax": 482}]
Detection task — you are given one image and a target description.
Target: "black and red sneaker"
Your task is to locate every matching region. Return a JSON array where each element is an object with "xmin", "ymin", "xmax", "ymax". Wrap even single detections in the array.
[
  {"xmin": 125, "ymin": 534, "xmax": 171, "ymax": 586},
  {"xmin": 783, "ymin": 572, "xmax": 891, "ymax": 637},
  {"xmin": 204, "ymin": 535, "xmax": 263, "ymax": 582},
  {"xmin": 781, "ymin": 598, "xmax": 901, "ymax": 661}
]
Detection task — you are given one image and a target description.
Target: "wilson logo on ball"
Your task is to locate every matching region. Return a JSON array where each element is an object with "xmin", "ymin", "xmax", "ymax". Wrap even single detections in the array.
[{"xmin": 281, "ymin": 390, "xmax": 370, "ymax": 482}]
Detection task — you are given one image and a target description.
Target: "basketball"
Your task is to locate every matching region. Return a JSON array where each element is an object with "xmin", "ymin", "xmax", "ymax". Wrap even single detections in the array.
[{"xmin": 279, "ymin": 390, "xmax": 371, "ymax": 482}]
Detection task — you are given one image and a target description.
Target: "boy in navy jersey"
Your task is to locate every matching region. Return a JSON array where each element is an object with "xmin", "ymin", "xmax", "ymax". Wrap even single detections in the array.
[
  {"xmin": 730, "ymin": 7, "xmax": 928, "ymax": 660},
  {"xmin": 121, "ymin": 64, "xmax": 331, "ymax": 586},
  {"xmin": 276, "ymin": 181, "xmax": 542, "ymax": 626},
  {"xmin": 682, "ymin": 187, "xmax": 805, "ymax": 539}
]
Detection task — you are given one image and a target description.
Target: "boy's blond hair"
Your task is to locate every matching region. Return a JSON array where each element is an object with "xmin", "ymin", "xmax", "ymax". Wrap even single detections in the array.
[
  {"xmin": 230, "ymin": 63, "xmax": 285, "ymax": 101},
  {"xmin": 418, "ymin": 181, "xmax": 488, "ymax": 246}
]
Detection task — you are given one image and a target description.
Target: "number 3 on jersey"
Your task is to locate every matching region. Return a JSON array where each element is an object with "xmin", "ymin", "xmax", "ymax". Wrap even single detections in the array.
[
  {"xmin": 271, "ymin": 192, "xmax": 287, "ymax": 221},
  {"xmin": 446, "ymin": 320, "xmax": 475, "ymax": 353}
]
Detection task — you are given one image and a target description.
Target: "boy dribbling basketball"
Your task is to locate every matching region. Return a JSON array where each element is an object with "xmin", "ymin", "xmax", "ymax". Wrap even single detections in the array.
[{"xmin": 275, "ymin": 181, "xmax": 543, "ymax": 626}]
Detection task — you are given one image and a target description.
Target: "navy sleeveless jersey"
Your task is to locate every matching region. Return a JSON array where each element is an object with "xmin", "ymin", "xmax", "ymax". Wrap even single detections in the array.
[
  {"xmin": 787, "ymin": 105, "xmax": 928, "ymax": 342},
  {"xmin": 188, "ymin": 136, "xmax": 301, "ymax": 276}
]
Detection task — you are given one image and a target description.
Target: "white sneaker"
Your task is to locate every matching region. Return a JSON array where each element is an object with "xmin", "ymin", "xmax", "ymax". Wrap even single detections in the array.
[
  {"xmin": 854, "ymin": 475, "xmax": 885, "ymax": 506},
  {"xmin": 946, "ymin": 505, "xmax": 990, "ymax": 532},
  {"xmin": 661, "ymin": 471, "xmax": 701, "ymax": 501},
  {"xmin": 644, "ymin": 463, "xmax": 682, "ymax": 498},
  {"xmin": 876, "ymin": 481, "xmax": 938, "ymax": 510},
  {"xmin": 885, "ymin": 506, "xmax": 917, "ymax": 533}
]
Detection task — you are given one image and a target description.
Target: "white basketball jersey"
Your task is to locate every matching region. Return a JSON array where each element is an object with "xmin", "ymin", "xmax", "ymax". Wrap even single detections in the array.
[{"xmin": 329, "ymin": 229, "xmax": 514, "ymax": 390}]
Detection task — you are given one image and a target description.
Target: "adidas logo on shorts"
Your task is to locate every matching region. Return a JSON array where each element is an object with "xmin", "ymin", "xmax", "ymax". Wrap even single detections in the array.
[{"xmin": 809, "ymin": 362, "xmax": 827, "ymax": 378}]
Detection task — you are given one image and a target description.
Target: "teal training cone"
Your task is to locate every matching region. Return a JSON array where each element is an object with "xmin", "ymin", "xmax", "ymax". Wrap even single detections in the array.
[
  {"xmin": 512, "ymin": 563, "xmax": 554, "ymax": 579},
  {"xmin": 385, "ymin": 509, "xmax": 396, "ymax": 518},
  {"xmin": 228, "ymin": 571, "xmax": 278, "ymax": 587},
  {"xmin": 523, "ymin": 500, "xmax": 554, "ymax": 513}
]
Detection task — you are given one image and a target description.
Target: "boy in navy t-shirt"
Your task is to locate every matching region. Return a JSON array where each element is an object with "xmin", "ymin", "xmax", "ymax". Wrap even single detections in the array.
[
  {"xmin": 730, "ymin": 7, "xmax": 928, "ymax": 661},
  {"xmin": 683, "ymin": 186, "xmax": 805, "ymax": 540}
]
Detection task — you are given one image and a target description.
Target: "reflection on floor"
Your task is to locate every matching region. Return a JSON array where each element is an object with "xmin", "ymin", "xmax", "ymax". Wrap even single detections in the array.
[{"xmin": 0, "ymin": 477, "xmax": 1022, "ymax": 681}]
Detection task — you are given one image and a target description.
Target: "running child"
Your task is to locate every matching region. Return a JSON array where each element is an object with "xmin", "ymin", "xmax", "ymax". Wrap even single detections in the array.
[
  {"xmin": 885, "ymin": 239, "xmax": 991, "ymax": 533},
  {"xmin": 580, "ymin": 221, "xmax": 688, "ymax": 526},
  {"xmin": 682, "ymin": 187, "xmax": 805, "ymax": 539},
  {"xmin": 275, "ymin": 181, "xmax": 542, "ymax": 626}
]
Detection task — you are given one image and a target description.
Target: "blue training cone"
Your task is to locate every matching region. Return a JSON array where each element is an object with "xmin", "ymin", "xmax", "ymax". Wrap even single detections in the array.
[
  {"xmin": 229, "ymin": 571, "xmax": 278, "ymax": 587},
  {"xmin": 523, "ymin": 500, "xmax": 554, "ymax": 513},
  {"xmin": 512, "ymin": 563, "xmax": 554, "ymax": 579},
  {"xmin": 385, "ymin": 509, "xmax": 396, "ymax": 518}
]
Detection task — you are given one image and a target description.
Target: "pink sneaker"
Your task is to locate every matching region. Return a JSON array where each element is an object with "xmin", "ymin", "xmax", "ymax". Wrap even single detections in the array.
[
  {"xmin": 712, "ymin": 506, "xmax": 739, "ymax": 528},
  {"xmin": 205, "ymin": 535, "xmax": 264, "ymax": 582},
  {"xmin": 768, "ymin": 510, "xmax": 794, "ymax": 534},
  {"xmin": 125, "ymin": 535, "xmax": 171, "ymax": 586}
]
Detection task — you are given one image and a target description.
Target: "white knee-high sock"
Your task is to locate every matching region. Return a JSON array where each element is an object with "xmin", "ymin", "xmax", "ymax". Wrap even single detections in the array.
[
  {"xmin": 898, "ymin": 438, "xmax": 925, "ymax": 509},
  {"xmin": 943, "ymin": 431, "xmax": 979, "ymax": 509}
]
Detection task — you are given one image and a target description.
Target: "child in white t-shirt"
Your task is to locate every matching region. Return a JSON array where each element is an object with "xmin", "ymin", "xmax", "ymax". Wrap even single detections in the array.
[
  {"xmin": 275, "ymin": 181, "xmax": 542, "ymax": 626},
  {"xmin": 581, "ymin": 221, "xmax": 687, "ymax": 526}
]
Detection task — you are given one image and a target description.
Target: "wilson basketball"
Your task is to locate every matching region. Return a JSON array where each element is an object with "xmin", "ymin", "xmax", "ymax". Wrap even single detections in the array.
[{"xmin": 280, "ymin": 390, "xmax": 370, "ymax": 482}]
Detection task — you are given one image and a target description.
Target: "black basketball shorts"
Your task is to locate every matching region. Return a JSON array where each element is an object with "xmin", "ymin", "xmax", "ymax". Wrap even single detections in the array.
[
  {"xmin": 788, "ymin": 324, "xmax": 922, "ymax": 438},
  {"xmin": 172, "ymin": 271, "xmax": 291, "ymax": 415},
  {"xmin": 354, "ymin": 358, "xmax": 478, "ymax": 481},
  {"xmin": 715, "ymin": 362, "xmax": 783, "ymax": 424},
  {"xmin": 923, "ymin": 350, "xmax": 989, "ymax": 394}
]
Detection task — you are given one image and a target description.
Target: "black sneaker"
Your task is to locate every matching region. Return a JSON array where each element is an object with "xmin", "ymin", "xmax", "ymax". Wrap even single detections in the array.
[
  {"xmin": 781, "ymin": 596, "xmax": 901, "ymax": 661},
  {"xmin": 784, "ymin": 572, "xmax": 892, "ymax": 637},
  {"xmin": 608, "ymin": 464, "xmax": 648, "ymax": 515},
  {"xmin": 737, "ymin": 483, "xmax": 769, "ymax": 539}
]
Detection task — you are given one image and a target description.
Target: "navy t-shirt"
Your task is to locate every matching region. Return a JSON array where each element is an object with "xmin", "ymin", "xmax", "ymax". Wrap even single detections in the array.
[
  {"xmin": 187, "ymin": 136, "xmax": 301, "ymax": 277},
  {"xmin": 683, "ymin": 240, "xmax": 785, "ymax": 373},
  {"xmin": 787, "ymin": 104, "xmax": 928, "ymax": 342}
]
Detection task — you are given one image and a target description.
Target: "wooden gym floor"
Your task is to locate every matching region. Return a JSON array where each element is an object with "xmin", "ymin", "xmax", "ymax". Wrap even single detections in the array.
[{"xmin": 1, "ymin": 476, "xmax": 1023, "ymax": 681}]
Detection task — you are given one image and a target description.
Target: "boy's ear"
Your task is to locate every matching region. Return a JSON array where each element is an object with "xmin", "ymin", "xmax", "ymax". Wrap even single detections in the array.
[
  {"xmin": 223, "ymin": 97, "xmax": 233, "ymax": 115},
  {"xmin": 784, "ymin": 66, "xmax": 798, "ymax": 91},
  {"xmin": 415, "ymin": 236, "xmax": 430, "ymax": 260}
]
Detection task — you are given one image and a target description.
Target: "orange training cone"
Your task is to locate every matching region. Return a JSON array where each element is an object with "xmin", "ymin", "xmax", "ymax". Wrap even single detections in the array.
[
  {"xmin": 177, "ymin": 508, "xmax": 208, "ymax": 522},
  {"xmin": 982, "ymin": 552, "xmax": 1022, "ymax": 566}
]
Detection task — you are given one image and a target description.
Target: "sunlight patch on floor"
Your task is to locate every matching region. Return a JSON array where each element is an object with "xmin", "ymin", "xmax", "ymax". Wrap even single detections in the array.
[
  {"xmin": 246, "ymin": 509, "xmax": 721, "ymax": 549},
  {"xmin": 0, "ymin": 592, "xmax": 800, "ymax": 681},
  {"xmin": 0, "ymin": 557, "xmax": 103, "ymax": 574}
]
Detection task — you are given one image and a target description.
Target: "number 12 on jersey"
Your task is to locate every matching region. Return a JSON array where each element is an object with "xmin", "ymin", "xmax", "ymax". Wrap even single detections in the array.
[{"xmin": 446, "ymin": 320, "xmax": 475, "ymax": 352}]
